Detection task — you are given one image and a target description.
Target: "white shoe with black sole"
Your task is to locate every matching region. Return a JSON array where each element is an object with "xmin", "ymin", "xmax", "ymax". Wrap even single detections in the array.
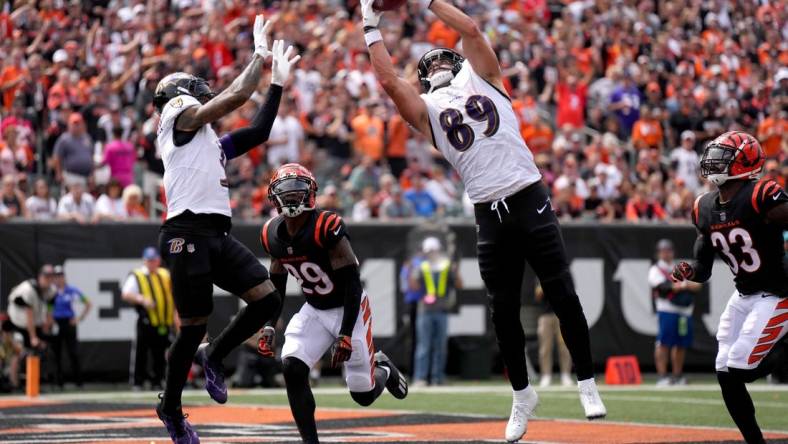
[{"xmin": 374, "ymin": 351, "xmax": 408, "ymax": 399}]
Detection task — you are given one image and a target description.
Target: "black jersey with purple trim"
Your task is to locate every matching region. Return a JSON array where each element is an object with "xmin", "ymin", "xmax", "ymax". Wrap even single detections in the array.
[
  {"xmin": 260, "ymin": 210, "xmax": 348, "ymax": 309},
  {"xmin": 692, "ymin": 179, "xmax": 788, "ymax": 297}
]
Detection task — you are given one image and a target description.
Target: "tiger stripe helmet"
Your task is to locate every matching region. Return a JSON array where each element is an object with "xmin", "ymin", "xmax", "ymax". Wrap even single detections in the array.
[
  {"xmin": 700, "ymin": 131, "xmax": 764, "ymax": 186},
  {"xmin": 268, "ymin": 163, "xmax": 318, "ymax": 217}
]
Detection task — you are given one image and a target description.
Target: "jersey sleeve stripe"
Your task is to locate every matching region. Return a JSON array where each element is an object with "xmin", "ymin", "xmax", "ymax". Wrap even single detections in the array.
[
  {"xmin": 764, "ymin": 181, "xmax": 780, "ymax": 198},
  {"xmin": 329, "ymin": 216, "xmax": 342, "ymax": 232},
  {"xmin": 314, "ymin": 212, "xmax": 327, "ymax": 248},
  {"xmin": 324, "ymin": 214, "xmax": 338, "ymax": 237},
  {"xmin": 692, "ymin": 194, "xmax": 703, "ymax": 224},
  {"xmin": 261, "ymin": 219, "xmax": 272, "ymax": 253},
  {"xmin": 752, "ymin": 181, "xmax": 766, "ymax": 214}
]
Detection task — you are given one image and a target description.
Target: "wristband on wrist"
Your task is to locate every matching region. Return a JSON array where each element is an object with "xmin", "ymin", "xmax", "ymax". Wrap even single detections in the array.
[{"xmin": 365, "ymin": 29, "xmax": 382, "ymax": 46}]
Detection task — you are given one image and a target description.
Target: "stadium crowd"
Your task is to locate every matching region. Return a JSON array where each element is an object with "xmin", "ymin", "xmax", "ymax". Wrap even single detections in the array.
[{"xmin": 0, "ymin": 0, "xmax": 786, "ymax": 224}]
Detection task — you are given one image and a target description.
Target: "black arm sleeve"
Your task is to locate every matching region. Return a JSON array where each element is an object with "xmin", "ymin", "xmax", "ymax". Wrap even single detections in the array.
[
  {"xmin": 335, "ymin": 265, "xmax": 362, "ymax": 337},
  {"xmin": 690, "ymin": 232, "xmax": 715, "ymax": 283},
  {"xmin": 218, "ymin": 84, "xmax": 283, "ymax": 160},
  {"xmin": 265, "ymin": 272, "xmax": 288, "ymax": 328}
]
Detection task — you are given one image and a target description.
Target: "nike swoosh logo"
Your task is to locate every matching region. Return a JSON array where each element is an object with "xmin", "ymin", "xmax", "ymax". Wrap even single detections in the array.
[
  {"xmin": 333, "ymin": 228, "xmax": 341, "ymax": 235},
  {"xmin": 537, "ymin": 198, "xmax": 551, "ymax": 214},
  {"xmin": 773, "ymin": 193, "xmax": 781, "ymax": 201}
]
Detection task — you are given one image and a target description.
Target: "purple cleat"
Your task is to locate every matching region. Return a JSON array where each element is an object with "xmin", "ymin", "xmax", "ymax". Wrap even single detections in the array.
[
  {"xmin": 195, "ymin": 343, "xmax": 228, "ymax": 404},
  {"xmin": 156, "ymin": 398, "xmax": 199, "ymax": 444}
]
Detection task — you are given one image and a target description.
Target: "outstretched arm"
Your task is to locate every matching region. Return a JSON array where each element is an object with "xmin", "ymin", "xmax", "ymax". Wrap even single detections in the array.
[
  {"xmin": 219, "ymin": 41, "xmax": 300, "ymax": 160},
  {"xmin": 420, "ymin": 0, "xmax": 503, "ymax": 91},
  {"xmin": 361, "ymin": 0, "xmax": 431, "ymax": 137},
  {"xmin": 176, "ymin": 15, "xmax": 274, "ymax": 131}
]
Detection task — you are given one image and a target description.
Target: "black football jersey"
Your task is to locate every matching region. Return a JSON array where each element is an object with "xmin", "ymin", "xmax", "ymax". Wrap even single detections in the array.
[
  {"xmin": 692, "ymin": 179, "xmax": 788, "ymax": 297},
  {"xmin": 260, "ymin": 210, "xmax": 348, "ymax": 310}
]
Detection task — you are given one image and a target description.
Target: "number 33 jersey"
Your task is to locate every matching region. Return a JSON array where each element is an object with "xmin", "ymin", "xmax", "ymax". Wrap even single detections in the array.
[
  {"xmin": 260, "ymin": 210, "xmax": 348, "ymax": 310},
  {"xmin": 421, "ymin": 60, "xmax": 541, "ymax": 204},
  {"xmin": 693, "ymin": 179, "xmax": 788, "ymax": 297}
]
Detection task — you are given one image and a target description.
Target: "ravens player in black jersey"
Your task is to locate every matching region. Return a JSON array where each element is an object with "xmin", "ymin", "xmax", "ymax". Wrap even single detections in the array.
[
  {"xmin": 672, "ymin": 131, "xmax": 788, "ymax": 444},
  {"xmin": 256, "ymin": 163, "xmax": 408, "ymax": 444}
]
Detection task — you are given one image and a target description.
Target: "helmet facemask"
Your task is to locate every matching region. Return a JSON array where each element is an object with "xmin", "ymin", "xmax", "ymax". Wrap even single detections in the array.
[
  {"xmin": 418, "ymin": 48, "xmax": 465, "ymax": 93},
  {"xmin": 700, "ymin": 145, "xmax": 736, "ymax": 186},
  {"xmin": 270, "ymin": 177, "xmax": 315, "ymax": 218}
]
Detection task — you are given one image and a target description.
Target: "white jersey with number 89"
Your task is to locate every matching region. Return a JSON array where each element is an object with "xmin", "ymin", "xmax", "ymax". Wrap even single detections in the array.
[{"xmin": 421, "ymin": 60, "xmax": 541, "ymax": 204}]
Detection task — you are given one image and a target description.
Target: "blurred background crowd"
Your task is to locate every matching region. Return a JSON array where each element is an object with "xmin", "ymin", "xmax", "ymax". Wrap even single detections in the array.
[{"xmin": 0, "ymin": 0, "xmax": 786, "ymax": 224}]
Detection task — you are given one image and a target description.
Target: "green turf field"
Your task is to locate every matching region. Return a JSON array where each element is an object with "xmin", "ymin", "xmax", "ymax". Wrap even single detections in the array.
[{"xmin": 178, "ymin": 384, "xmax": 788, "ymax": 432}]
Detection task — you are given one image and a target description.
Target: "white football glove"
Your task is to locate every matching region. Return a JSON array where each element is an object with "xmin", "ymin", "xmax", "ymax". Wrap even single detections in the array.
[
  {"xmin": 270, "ymin": 40, "xmax": 301, "ymax": 86},
  {"xmin": 360, "ymin": 0, "xmax": 382, "ymax": 29},
  {"xmin": 253, "ymin": 14, "xmax": 274, "ymax": 59}
]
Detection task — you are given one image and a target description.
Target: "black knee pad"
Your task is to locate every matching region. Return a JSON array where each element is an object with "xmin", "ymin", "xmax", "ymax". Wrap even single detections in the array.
[
  {"xmin": 350, "ymin": 390, "xmax": 376, "ymax": 407},
  {"xmin": 282, "ymin": 357, "xmax": 309, "ymax": 383},
  {"xmin": 246, "ymin": 290, "xmax": 282, "ymax": 317}
]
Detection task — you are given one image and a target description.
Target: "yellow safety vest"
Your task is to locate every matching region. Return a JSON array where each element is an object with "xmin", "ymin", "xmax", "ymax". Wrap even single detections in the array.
[
  {"xmin": 133, "ymin": 268, "xmax": 174, "ymax": 333},
  {"xmin": 420, "ymin": 259, "xmax": 451, "ymax": 297}
]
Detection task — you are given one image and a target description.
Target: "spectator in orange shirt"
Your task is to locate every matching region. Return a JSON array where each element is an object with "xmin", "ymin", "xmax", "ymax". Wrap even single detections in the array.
[
  {"xmin": 522, "ymin": 116, "xmax": 554, "ymax": 155},
  {"xmin": 386, "ymin": 113, "xmax": 409, "ymax": 177},
  {"xmin": 631, "ymin": 107, "xmax": 664, "ymax": 151},
  {"xmin": 625, "ymin": 185, "xmax": 666, "ymax": 222},
  {"xmin": 0, "ymin": 49, "xmax": 27, "ymax": 111},
  {"xmin": 757, "ymin": 104, "xmax": 787, "ymax": 158},
  {"xmin": 426, "ymin": 19, "xmax": 460, "ymax": 48},
  {"xmin": 351, "ymin": 102, "xmax": 385, "ymax": 162}
]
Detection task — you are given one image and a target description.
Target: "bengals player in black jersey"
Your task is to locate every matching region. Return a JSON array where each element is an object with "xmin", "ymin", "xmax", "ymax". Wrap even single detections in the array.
[
  {"xmin": 256, "ymin": 163, "xmax": 408, "ymax": 444},
  {"xmin": 672, "ymin": 131, "xmax": 788, "ymax": 444}
]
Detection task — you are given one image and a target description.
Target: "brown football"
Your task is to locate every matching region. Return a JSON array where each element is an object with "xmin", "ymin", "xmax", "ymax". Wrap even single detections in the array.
[{"xmin": 372, "ymin": 0, "xmax": 407, "ymax": 11}]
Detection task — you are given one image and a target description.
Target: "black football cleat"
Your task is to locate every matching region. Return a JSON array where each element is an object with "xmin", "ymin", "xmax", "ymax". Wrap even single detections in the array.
[{"xmin": 374, "ymin": 351, "xmax": 408, "ymax": 399}]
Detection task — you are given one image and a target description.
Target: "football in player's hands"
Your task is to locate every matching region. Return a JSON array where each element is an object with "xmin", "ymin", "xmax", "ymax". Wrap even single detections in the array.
[
  {"xmin": 372, "ymin": 0, "xmax": 407, "ymax": 11},
  {"xmin": 330, "ymin": 335, "xmax": 353, "ymax": 367},
  {"xmin": 257, "ymin": 326, "xmax": 276, "ymax": 358},
  {"xmin": 671, "ymin": 261, "xmax": 694, "ymax": 282}
]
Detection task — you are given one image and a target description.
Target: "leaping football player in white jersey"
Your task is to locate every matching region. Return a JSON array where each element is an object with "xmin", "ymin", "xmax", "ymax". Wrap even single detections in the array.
[
  {"xmin": 360, "ymin": 1, "xmax": 606, "ymax": 441},
  {"xmin": 151, "ymin": 15, "xmax": 299, "ymax": 444}
]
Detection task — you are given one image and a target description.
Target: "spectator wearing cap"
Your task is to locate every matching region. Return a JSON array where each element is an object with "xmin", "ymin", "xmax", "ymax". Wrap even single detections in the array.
[
  {"xmin": 25, "ymin": 178, "xmax": 57, "ymax": 220},
  {"xmin": 670, "ymin": 131, "xmax": 701, "ymax": 192},
  {"xmin": 121, "ymin": 247, "xmax": 176, "ymax": 390},
  {"xmin": 57, "ymin": 177, "xmax": 95, "ymax": 224},
  {"xmin": 50, "ymin": 265, "xmax": 91, "ymax": 388},
  {"xmin": 52, "ymin": 113, "xmax": 94, "ymax": 184},
  {"xmin": 5, "ymin": 265, "xmax": 56, "ymax": 350},
  {"xmin": 410, "ymin": 237, "xmax": 462, "ymax": 387},
  {"xmin": 648, "ymin": 239, "xmax": 701, "ymax": 386}
]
